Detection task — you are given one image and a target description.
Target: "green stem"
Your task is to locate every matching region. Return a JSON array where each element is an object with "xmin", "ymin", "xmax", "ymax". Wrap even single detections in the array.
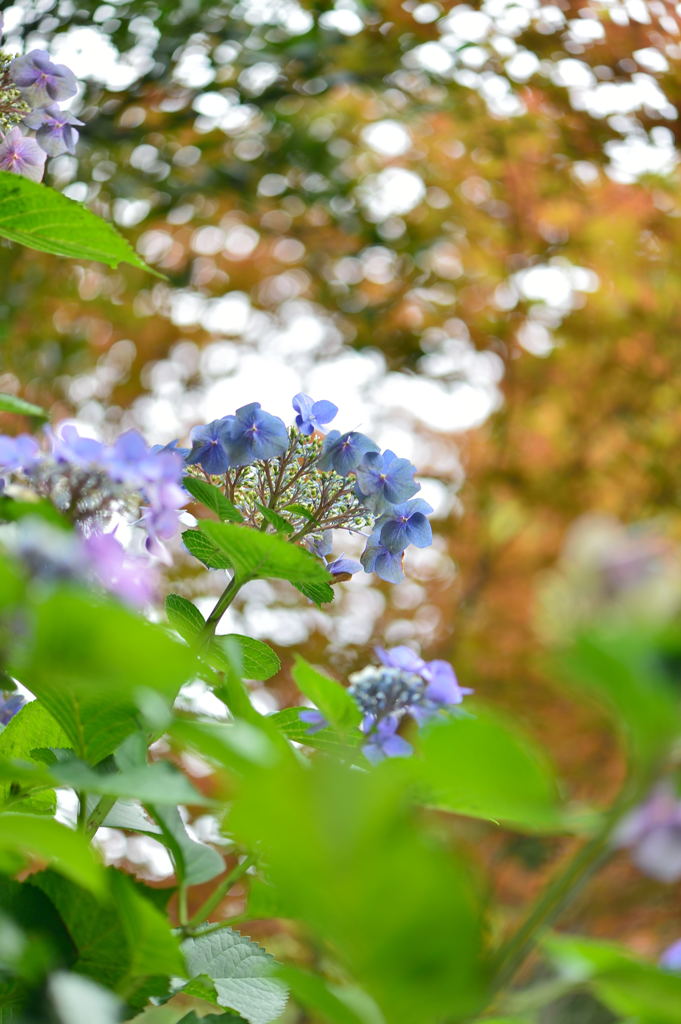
[
  {"xmin": 178, "ymin": 883, "xmax": 189, "ymax": 927},
  {"xmin": 488, "ymin": 772, "xmax": 655, "ymax": 1003},
  {"xmin": 185, "ymin": 854, "xmax": 256, "ymax": 931},
  {"xmin": 77, "ymin": 791, "xmax": 88, "ymax": 832},
  {"xmin": 201, "ymin": 574, "xmax": 245, "ymax": 642},
  {"xmin": 85, "ymin": 795, "xmax": 116, "ymax": 840}
]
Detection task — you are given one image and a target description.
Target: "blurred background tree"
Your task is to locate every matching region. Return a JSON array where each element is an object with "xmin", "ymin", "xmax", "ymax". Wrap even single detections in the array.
[{"xmin": 3, "ymin": 0, "xmax": 681, "ymax": 973}]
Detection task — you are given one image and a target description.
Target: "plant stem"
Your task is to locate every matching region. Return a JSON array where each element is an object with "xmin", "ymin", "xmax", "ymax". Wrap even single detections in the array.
[
  {"xmin": 77, "ymin": 790, "xmax": 88, "ymax": 832},
  {"xmin": 85, "ymin": 795, "xmax": 116, "ymax": 840},
  {"xmin": 185, "ymin": 853, "xmax": 256, "ymax": 931},
  {"xmin": 488, "ymin": 773, "xmax": 653, "ymax": 1004},
  {"xmin": 201, "ymin": 574, "xmax": 245, "ymax": 642}
]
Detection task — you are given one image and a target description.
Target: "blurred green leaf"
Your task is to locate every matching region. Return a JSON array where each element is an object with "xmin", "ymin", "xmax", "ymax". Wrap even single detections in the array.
[
  {"xmin": 183, "ymin": 478, "xmax": 244, "ymax": 523},
  {"xmin": 14, "ymin": 590, "xmax": 195, "ymax": 763},
  {"xmin": 48, "ymin": 971, "xmax": 123, "ymax": 1024},
  {"xmin": 198, "ymin": 523, "xmax": 331, "ymax": 587},
  {"xmin": 292, "ymin": 656, "xmax": 361, "ymax": 730},
  {"xmin": 294, "ymin": 580, "xmax": 335, "ymax": 606},
  {"xmin": 0, "ymin": 701, "xmax": 69, "ymax": 813},
  {"xmin": 411, "ymin": 706, "xmax": 565, "ymax": 832},
  {"xmin": 0, "ymin": 814, "xmax": 104, "ymax": 894},
  {"xmin": 0, "ymin": 172, "xmax": 154, "ymax": 272},
  {"xmin": 182, "ymin": 927, "xmax": 287, "ymax": 1024},
  {"xmin": 256, "ymin": 506, "xmax": 293, "ymax": 535},
  {"xmin": 50, "ymin": 756, "xmax": 209, "ymax": 806},
  {"xmin": 0, "ymin": 393, "xmax": 47, "ymax": 421},
  {"xmin": 278, "ymin": 964, "xmax": 384, "ymax": 1024},
  {"xmin": 268, "ymin": 707, "xmax": 360, "ymax": 755}
]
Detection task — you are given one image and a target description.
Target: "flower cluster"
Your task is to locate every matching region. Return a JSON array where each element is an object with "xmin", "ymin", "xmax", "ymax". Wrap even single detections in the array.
[
  {"xmin": 0, "ymin": 16, "xmax": 81, "ymax": 182},
  {"xmin": 0, "ymin": 423, "xmax": 186, "ymax": 604},
  {"xmin": 301, "ymin": 645, "xmax": 471, "ymax": 761},
  {"xmin": 183, "ymin": 394, "xmax": 433, "ymax": 584},
  {"xmin": 614, "ymin": 784, "xmax": 681, "ymax": 883}
]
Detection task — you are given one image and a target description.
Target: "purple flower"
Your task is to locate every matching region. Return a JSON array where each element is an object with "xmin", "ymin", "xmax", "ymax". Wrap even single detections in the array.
[
  {"xmin": 105, "ymin": 429, "xmax": 152, "ymax": 484},
  {"xmin": 10, "ymin": 50, "xmax": 77, "ymax": 105},
  {"xmin": 185, "ymin": 419, "xmax": 233, "ymax": 475},
  {"xmin": 360, "ymin": 533, "xmax": 404, "ymax": 583},
  {"xmin": 615, "ymin": 785, "xmax": 681, "ymax": 883},
  {"xmin": 0, "ymin": 128, "xmax": 46, "ymax": 182},
  {"xmin": 355, "ymin": 450, "xmax": 419, "ymax": 514},
  {"xmin": 363, "ymin": 716, "xmax": 413, "ymax": 763},
  {"xmin": 83, "ymin": 532, "xmax": 157, "ymax": 607},
  {"xmin": 318, "ymin": 430, "xmax": 379, "ymax": 476},
  {"xmin": 23, "ymin": 104, "xmax": 83, "ymax": 157},
  {"xmin": 299, "ymin": 709, "xmax": 329, "ymax": 734},
  {"xmin": 0, "ymin": 692, "xmax": 25, "ymax": 725},
  {"xmin": 151, "ymin": 439, "xmax": 190, "ymax": 459},
  {"xmin": 375, "ymin": 645, "xmax": 426, "ymax": 675},
  {"xmin": 292, "ymin": 393, "xmax": 338, "ymax": 435},
  {"xmin": 660, "ymin": 939, "xmax": 681, "ymax": 971},
  {"xmin": 222, "ymin": 403, "xmax": 289, "ymax": 466},
  {"xmin": 0, "ymin": 434, "xmax": 40, "ymax": 472},
  {"xmin": 377, "ymin": 498, "xmax": 432, "ymax": 553},
  {"xmin": 49, "ymin": 423, "xmax": 105, "ymax": 465},
  {"xmin": 328, "ymin": 554, "xmax": 362, "ymax": 577},
  {"xmin": 422, "ymin": 660, "xmax": 471, "ymax": 706}
]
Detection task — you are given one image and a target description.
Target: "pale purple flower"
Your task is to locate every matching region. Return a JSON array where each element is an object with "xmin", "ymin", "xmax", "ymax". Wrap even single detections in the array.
[
  {"xmin": 0, "ymin": 434, "xmax": 40, "ymax": 472},
  {"xmin": 49, "ymin": 423, "xmax": 105, "ymax": 465},
  {"xmin": 83, "ymin": 532, "xmax": 157, "ymax": 607},
  {"xmin": 0, "ymin": 128, "xmax": 46, "ymax": 182},
  {"xmin": 23, "ymin": 104, "xmax": 83, "ymax": 157},
  {"xmin": 222, "ymin": 403, "xmax": 289, "ymax": 466},
  {"xmin": 422, "ymin": 660, "xmax": 471, "ymax": 706},
  {"xmin": 354, "ymin": 449, "xmax": 419, "ymax": 514},
  {"xmin": 327, "ymin": 554, "xmax": 361, "ymax": 577},
  {"xmin": 318, "ymin": 430, "xmax": 379, "ymax": 475},
  {"xmin": 615, "ymin": 784, "xmax": 681, "ymax": 883},
  {"xmin": 375, "ymin": 645, "xmax": 426, "ymax": 675},
  {"xmin": 660, "ymin": 939, "xmax": 681, "ymax": 971},
  {"xmin": 299, "ymin": 709, "xmax": 329, "ymax": 734},
  {"xmin": 292, "ymin": 394, "xmax": 338, "ymax": 435},
  {"xmin": 10, "ymin": 50, "xmax": 77, "ymax": 105},
  {"xmin": 362, "ymin": 716, "xmax": 413, "ymax": 763},
  {"xmin": 0, "ymin": 692, "xmax": 25, "ymax": 725}
]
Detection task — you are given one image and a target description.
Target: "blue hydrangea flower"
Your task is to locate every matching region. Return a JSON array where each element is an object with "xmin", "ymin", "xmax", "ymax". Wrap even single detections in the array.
[
  {"xmin": 151, "ymin": 439, "xmax": 190, "ymax": 459},
  {"xmin": 0, "ymin": 127, "xmax": 46, "ymax": 182},
  {"xmin": 49, "ymin": 424, "xmax": 105, "ymax": 465},
  {"xmin": 222, "ymin": 403, "xmax": 289, "ymax": 466},
  {"xmin": 0, "ymin": 692, "xmax": 25, "ymax": 725},
  {"xmin": 308, "ymin": 532, "xmax": 360, "ymax": 578},
  {"xmin": 299, "ymin": 709, "xmax": 328, "ymax": 733},
  {"xmin": 10, "ymin": 50, "xmax": 77, "ymax": 105},
  {"xmin": 374, "ymin": 645, "xmax": 425, "ymax": 675},
  {"xmin": 360, "ymin": 533, "xmax": 404, "ymax": 583},
  {"xmin": 23, "ymin": 104, "xmax": 83, "ymax": 157},
  {"xmin": 362, "ymin": 716, "xmax": 413, "ymax": 763},
  {"xmin": 185, "ymin": 418, "xmax": 233, "ymax": 475},
  {"xmin": 318, "ymin": 430, "xmax": 378, "ymax": 475},
  {"xmin": 354, "ymin": 450, "xmax": 419, "ymax": 513},
  {"xmin": 292, "ymin": 394, "xmax": 338, "ymax": 435},
  {"xmin": 376, "ymin": 498, "xmax": 432, "ymax": 553},
  {"xmin": 328, "ymin": 554, "xmax": 362, "ymax": 578},
  {"xmin": 0, "ymin": 434, "xmax": 40, "ymax": 472},
  {"xmin": 105, "ymin": 429, "xmax": 153, "ymax": 485}
]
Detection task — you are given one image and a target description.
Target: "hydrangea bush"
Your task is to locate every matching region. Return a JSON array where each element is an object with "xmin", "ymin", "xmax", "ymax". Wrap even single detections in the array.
[{"xmin": 1, "ymin": 28, "xmax": 681, "ymax": 1024}]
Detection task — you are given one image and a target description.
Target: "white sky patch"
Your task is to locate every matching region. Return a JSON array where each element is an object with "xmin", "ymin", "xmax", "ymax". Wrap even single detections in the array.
[
  {"xmin": 361, "ymin": 120, "xmax": 411, "ymax": 157},
  {"xmin": 357, "ymin": 168, "xmax": 426, "ymax": 220},
  {"xmin": 49, "ymin": 27, "xmax": 148, "ymax": 90}
]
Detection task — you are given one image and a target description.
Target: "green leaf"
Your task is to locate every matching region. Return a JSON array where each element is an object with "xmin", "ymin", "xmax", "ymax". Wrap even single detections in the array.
[
  {"xmin": 182, "ymin": 927, "xmax": 288, "ymax": 1024},
  {"xmin": 0, "ymin": 814, "xmax": 104, "ymax": 894},
  {"xmin": 412, "ymin": 706, "xmax": 564, "ymax": 831},
  {"xmin": 256, "ymin": 505, "xmax": 293, "ymax": 535},
  {"xmin": 546, "ymin": 934, "xmax": 681, "ymax": 1024},
  {"xmin": 278, "ymin": 965, "xmax": 383, "ymax": 1024},
  {"xmin": 14, "ymin": 590, "xmax": 195, "ymax": 763},
  {"xmin": 0, "ymin": 393, "xmax": 47, "ymax": 421},
  {"xmin": 213, "ymin": 635, "xmax": 281, "ymax": 682},
  {"xmin": 183, "ymin": 477, "xmax": 243, "ymax": 523},
  {"xmin": 282, "ymin": 503, "xmax": 317, "ymax": 523},
  {"xmin": 32, "ymin": 870, "xmax": 184, "ymax": 1007},
  {"xmin": 294, "ymin": 580, "xmax": 335, "ymax": 606},
  {"xmin": 0, "ymin": 171, "xmax": 154, "ymax": 272},
  {"xmin": 292, "ymin": 656, "xmax": 361, "ymax": 730},
  {"xmin": 183, "ymin": 529, "xmax": 233, "ymax": 570},
  {"xmin": 0, "ymin": 701, "xmax": 69, "ymax": 811},
  {"xmin": 176, "ymin": 1013, "xmax": 248, "ymax": 1023},
  {"xmin": 166, "ymin": 594, "xmax": 206, "ymax": 641},
  {"xmin": 198, "ymin": 522, "xmax": 332, "ymax": 586},
  {"xmin": 268, "ymin": 708, "xmax": 359, "ymax": 754},
  {"xmin": 562, "ymin": 625, "xmax": 681, "ymax": 769},
  {"xmin": 50, "ymin": 756, "xmax": 209, "ymax": 806},
  {"xmin": 48, "ymin": 971, "xmax": 123, "ymax": 1024},
  {"xmin": 146, "ymin": 805, "xmax": 224, "ymax": 887}
]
